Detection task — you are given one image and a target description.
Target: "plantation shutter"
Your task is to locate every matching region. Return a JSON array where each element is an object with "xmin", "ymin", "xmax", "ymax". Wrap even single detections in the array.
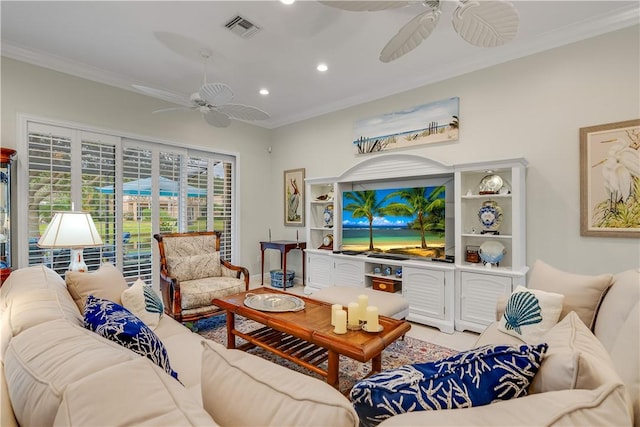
[
  {"xmin": 121, "ymin": 144, "xmax": 154, "ymax": 283},
  {"xmin": 26, "ymin": 123, "xmax": 72, "ymax": 272}
]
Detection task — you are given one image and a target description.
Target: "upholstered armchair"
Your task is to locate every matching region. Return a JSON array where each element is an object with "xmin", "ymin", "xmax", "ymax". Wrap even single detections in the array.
[{"xmin": 154, "ymin": 231, "xmax": 249, "ymax": 323}]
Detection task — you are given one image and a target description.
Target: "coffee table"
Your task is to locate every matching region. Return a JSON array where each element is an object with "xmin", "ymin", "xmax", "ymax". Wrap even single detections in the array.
[{"xmin": 213, "ymin": 288, "xmax": 411, "ymax": 390}]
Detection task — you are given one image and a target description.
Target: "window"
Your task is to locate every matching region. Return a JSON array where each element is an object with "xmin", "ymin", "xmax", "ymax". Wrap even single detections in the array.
[{"xmin": 21, "ymin": 119, "xmax": 237, "ymax": 282}]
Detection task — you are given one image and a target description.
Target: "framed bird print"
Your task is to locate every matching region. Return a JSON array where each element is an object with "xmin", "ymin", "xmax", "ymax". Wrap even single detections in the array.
[
  {"xmin": 580, "ymin": 119, "xmax": 640, "ymax": 237},
  {"xmin": 284, "ymin": 168, "xmax": 305, "ymax": 227}
]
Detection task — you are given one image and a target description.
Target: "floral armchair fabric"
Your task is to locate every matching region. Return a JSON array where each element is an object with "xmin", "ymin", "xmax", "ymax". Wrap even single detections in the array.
[{"xmin": 154, "ymin": 231, "xmax": 249, "ymax": 323}]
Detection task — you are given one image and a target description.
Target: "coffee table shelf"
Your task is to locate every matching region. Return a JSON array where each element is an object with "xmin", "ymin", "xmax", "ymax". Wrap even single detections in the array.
[{"xmin": 235, "ymin": 326, "xmax": 330, "ymax": 378}]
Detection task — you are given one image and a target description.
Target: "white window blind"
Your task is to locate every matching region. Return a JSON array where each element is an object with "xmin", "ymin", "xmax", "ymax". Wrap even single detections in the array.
[{"xmin": 22, "ymin": 119, "xmax": 239, "ymax": 280}]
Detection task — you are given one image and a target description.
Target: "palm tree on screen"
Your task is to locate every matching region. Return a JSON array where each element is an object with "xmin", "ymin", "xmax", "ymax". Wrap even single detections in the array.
[
  {"xmin": 384, "ymin": 186, "xmax": 446, "ymax": 249},
  {"xmin": 343, "ymin": 190, "xmax": 387, "ymax": 251}
]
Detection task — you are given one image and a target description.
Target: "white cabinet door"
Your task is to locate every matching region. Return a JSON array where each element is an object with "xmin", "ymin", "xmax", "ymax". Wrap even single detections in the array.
[
  {"xmin": 306, "ymin": 252, "xmax": 333, "ymax": 291},
  {"xmin": 334, "ymin": 258, "xmax": 364, "ymax": 287},
  {"xmin": 459, "ymin": 272, "xmax": 512, "ymax": 328},
  {"xmin": 403, "ymin": 267, "xmax": 445, "ymax": 320}
]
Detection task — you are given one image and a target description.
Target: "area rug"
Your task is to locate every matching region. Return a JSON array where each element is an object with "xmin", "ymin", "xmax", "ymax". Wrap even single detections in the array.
[{"xmin": 193, "ymin": 316, "xmax": 457, "ymax": 394}]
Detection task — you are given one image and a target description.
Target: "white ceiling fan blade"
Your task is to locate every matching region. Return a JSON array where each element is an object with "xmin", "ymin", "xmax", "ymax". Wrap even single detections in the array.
[
  {"xmin": 217, "ymin": 104, "xmax": 270, "ymax": 121},
  {"xmin": 380, "ymin": 9, "xmax": 441, "ymax": 63},
  {"xmin": 203, "ymin": 110, "xmax": 232, "ymax": 128},
  {"xmin": 452, "ymin": 1, "xmax": 519, "ymax": 47},
  {"xmin": 317, "ymin": 1, "xmax": 411, "ymax": 12},
  {"xmin": 199, "ymin": 83, "xmax": 234, "ymax": 107},
  {"xmin": 132, "ymin": 84, "xmax": 193, "ymax": 107},
  {"xmin": 152, "ymin": 106, "xmax": 194, "ymax": 114}
]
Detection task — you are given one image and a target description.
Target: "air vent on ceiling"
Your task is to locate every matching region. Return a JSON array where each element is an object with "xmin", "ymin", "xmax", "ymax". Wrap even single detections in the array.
[{"xmin": 224, "ymin": 15, "xmax": 261, "ymax": 39}]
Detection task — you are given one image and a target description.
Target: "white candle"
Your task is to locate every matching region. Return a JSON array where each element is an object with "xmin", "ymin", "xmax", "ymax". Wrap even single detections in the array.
[
  {"xmin": 366, "ymin": 306, "xmax": 380, "ymax": 331},
  {"xmin": 358, "ymin": 294, "xmax": 369, "ymax": 321},
  {"xmin": 334, "ymin": 309, "xmax": 347, "ymax": 334},
  {"xmin": 348, "ymin": 302, "xmax": 360, "ymax": 327},
  {"xmin": 331, "ymin": 304, "xmax": 342, "ymax": 326}
]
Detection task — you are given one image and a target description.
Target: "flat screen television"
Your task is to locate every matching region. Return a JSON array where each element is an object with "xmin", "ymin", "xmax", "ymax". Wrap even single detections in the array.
[{"xmin": 341, "ymin": 185, "xmax": 448, "ymax": 260}]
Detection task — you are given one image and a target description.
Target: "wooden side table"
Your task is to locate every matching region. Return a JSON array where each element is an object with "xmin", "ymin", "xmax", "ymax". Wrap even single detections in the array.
[{"xmin": 260, "ymin": 240, "xmax": 306, "ymax": 290}]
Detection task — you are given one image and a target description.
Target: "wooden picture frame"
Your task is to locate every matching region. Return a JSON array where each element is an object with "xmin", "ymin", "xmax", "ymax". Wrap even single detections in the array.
[
  {"xmin": 284, "ymin": 168, "xmax": 305, "ymax": 227},
  {"xmin": 580, "ymin": 119, "xmax": 640, "ymax": 237}
]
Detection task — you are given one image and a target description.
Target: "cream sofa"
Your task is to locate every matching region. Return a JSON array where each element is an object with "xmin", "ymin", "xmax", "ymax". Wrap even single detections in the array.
[
  {"xmin": 0, "ymin": 265, "xmax": 358, "ymax": 427},
  {"xmin": 380, "ymin": 264, "xmax": 639, "ymax": 427},
  {"xmin": 1, "ymin": 263, "xmax": 638, "ymax": 427}
]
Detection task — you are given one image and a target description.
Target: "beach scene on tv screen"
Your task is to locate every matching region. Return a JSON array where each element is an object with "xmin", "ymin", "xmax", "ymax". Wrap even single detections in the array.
[{"xmin": 342, "ymin": 186, "xmax": 446, "ymax": 259}]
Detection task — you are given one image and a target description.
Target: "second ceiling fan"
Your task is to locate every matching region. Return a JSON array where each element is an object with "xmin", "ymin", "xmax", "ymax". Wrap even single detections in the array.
[
  {"xmin": 133, "ymin": 50, "xmax": 269, "ymax": 128},
  {"xmin": 319, "ymin": 0, "xmax": 519, "ymax": 63}
]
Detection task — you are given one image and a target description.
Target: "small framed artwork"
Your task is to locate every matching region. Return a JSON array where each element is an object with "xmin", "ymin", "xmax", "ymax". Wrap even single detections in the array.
[
  {"xmin": 580, "ymin": 119, "xmax": 640, "ymax": 237},
  {"xmin": 284, "ymin": 168, "xmax": 305, "ymax": 227}
]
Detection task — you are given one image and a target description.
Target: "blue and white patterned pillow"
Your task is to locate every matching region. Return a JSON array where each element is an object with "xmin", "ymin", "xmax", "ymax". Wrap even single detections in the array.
[
  {"xmin": 84, "ymin": 295, "xmax": 179, "ymax": 381},
  {"xmin": 350, "ymin": 343, "xmax": 548, "ymax": 427}
]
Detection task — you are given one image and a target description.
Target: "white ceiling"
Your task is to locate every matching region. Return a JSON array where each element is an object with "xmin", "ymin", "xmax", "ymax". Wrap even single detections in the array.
[{"xmin": 2, "ymin": 1, "xmax": 638, "ymax": 129}]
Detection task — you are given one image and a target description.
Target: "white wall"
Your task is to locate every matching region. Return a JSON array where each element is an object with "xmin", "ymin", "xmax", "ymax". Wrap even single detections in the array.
[
  {"xmin": 2, "ymin": 26, "xmax": 638, "ymax": 279},
  {"xmin": 0, "ymin": 58, "xmax": 274, "ymax": 276},
  {"xmin": 271, "ymin": 26, "xmax": 640, "ymax": 276}
]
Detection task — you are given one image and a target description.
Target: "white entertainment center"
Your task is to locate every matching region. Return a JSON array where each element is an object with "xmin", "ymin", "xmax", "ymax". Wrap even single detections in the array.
[{"xmin": 304, "ymin": 154, "xmax": 528, "ymax": 334}]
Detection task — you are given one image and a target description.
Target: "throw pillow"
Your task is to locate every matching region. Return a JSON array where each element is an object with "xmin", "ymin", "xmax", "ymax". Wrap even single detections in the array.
[
  {"xmin": 66, "ymin": 263, "xmax": 128, "ymax": 313},
  {"xmin": 527, "ymin": 259, "xmax": 613, "ymax": 329},
  {"xmin": 121, "ymin": 279, "xmax": 163, "ymax": 330},
  {"xmin": 350, "ymin": 343, "xmax": 548, "ymax": 427},
  {"xmin": 83, "ymin": 295, "xmax": 179, "ymax": 381},
  {"xmin": 165, "ymin": 253, "xmax": 221, "ymax": 282},
  {"xmin": 497, "ymin": 286, "xmax": 564, "ymax": 343},
  {"xmin": 530, "ymin": 311, "xmax": 622, "ymax": 394}
]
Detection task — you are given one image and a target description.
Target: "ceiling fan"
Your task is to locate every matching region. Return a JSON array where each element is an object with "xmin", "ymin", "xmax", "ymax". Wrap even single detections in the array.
[
  {"xmin": 319, "ymin": 0, "xmax": 519, "ymax": 63},
  {"xmin": 133, "ymin": 50, "xmax": 269, "ymax": 127}
]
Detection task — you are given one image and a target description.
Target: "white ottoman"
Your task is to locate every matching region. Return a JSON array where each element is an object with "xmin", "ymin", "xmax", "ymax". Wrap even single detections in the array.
[{"xmin": 310, "ymin": 286, "xmax": 409, "ymax": 320}]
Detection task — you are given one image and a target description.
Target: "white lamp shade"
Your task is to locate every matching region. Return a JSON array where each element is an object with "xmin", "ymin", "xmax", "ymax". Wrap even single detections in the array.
[{"xmin": 37, "ymin": 211, "xmax": 104, "ymax": 248}]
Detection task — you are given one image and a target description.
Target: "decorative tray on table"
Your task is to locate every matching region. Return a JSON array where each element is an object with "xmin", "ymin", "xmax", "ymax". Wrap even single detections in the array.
[{"xmin": 244, "ymin": 293, "xmax": 305, "ymax": 312}]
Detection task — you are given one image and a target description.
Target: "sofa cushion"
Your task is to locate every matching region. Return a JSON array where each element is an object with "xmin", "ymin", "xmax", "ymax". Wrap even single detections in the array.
[
  {"xmin": 593, "ymin": 268, "xmax": 640, "ymax": 427},
  {"xmin": 527, "ymin": 259, "xmax": 612, "ymax": 329},
  {"xmin": 166, "ymin": 253, "xmax": 222, "ymax": 282},
  {"xmin": 84, "ymin": 295, "xmax": 179, "ymax": 381},
  {"xmin": 200, "ymin": 340, "xmax": 358, "ymax": 427},
  {"xmin": 497, "ymin": 286, "xmax": 564, "ymax": 344},
  {"xmin": 121, "ymin": 278, "xmax": 163, "ymax": 329},
  {"xmin": 3, "ymin": 319, "xmax": 139, "ymax": 426},
  {"xmin": 54, "ymin": 357, "xmax": 217, "ymax": 426},
  {"xmin": 350, "ymin": 343, "xmax": 548, "ymax": 427},
  {"xmin": 65, "ymin": 262, "xmax": 128, "ymax": 313}
]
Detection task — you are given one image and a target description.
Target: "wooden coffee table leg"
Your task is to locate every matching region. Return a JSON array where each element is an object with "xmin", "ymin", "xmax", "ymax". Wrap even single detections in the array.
[
  {"xmin": 327, "ymin": 350, "xmax": 340, "ymax": 389},
  {"xmin": 371, "ymin": 354, "xmax": 382, "ymax": 375},
  {"xmin": 226, "ymin": 311, "xmax": 236, "ymax": 349}
]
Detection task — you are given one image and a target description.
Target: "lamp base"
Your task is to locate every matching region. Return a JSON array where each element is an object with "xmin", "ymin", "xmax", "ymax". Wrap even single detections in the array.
[{"xmin": 68, "ymin": 248, "xmax": 88, "ymax": 272}]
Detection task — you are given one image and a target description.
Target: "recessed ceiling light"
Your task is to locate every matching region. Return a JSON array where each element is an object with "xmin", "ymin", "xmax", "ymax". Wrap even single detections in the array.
[
  {"xmin": 259, "ymin": 88, "xmax": 269, "ymax": 95},
  {"xmin": 317, "ymin": 63, "xmax": 328, "ymax": 72},
  {"xmin": 280, "ymin": 0, "xmax": 295, "ymax": 4}
]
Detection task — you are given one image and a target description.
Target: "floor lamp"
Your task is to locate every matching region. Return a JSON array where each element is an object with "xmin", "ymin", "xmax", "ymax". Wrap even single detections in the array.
[{"xmin": 37, "ymin": 211, "xmax": 104, "ymax": 272}]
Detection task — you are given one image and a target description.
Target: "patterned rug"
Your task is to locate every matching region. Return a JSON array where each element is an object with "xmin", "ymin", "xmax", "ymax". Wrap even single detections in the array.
[{"xmin": 193, "ymin": 316, "xmax": 457, "ymax": 394}]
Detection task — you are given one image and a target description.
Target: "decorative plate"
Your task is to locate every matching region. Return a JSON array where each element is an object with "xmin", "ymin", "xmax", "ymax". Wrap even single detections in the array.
[
  {"xmin": 478, "ymin": 174, "xmax": 503, "ymax": 194},
  {"xmin": 244, "ymin": 293, "xmax": 305, "ymax": 312},
  {"xmin": 478, "ymin": 241, "xmax": 506, "ymax": 265},
  {"xmin": 478, "ymin": 201, "xmax": 503, "ymax": 231}
]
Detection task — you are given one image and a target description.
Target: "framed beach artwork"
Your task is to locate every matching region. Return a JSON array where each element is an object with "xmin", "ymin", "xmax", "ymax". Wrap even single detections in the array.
[
  {"xmin": 580, "ymin": 119, "xmax": 640, "ymax": 237},
  {"xmin": 353, "ymin": 97, "xmax": 459, "ymax": 154},
  {"xmin": 284, "ymin": 168, "xmax": 305, "ymax": 227}
]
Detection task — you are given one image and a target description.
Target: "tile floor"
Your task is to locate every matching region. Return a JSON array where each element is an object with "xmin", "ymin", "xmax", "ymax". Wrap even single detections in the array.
[{"xmin": 252, "ymin": 281, "xmax": 479, "ymax": 352}]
